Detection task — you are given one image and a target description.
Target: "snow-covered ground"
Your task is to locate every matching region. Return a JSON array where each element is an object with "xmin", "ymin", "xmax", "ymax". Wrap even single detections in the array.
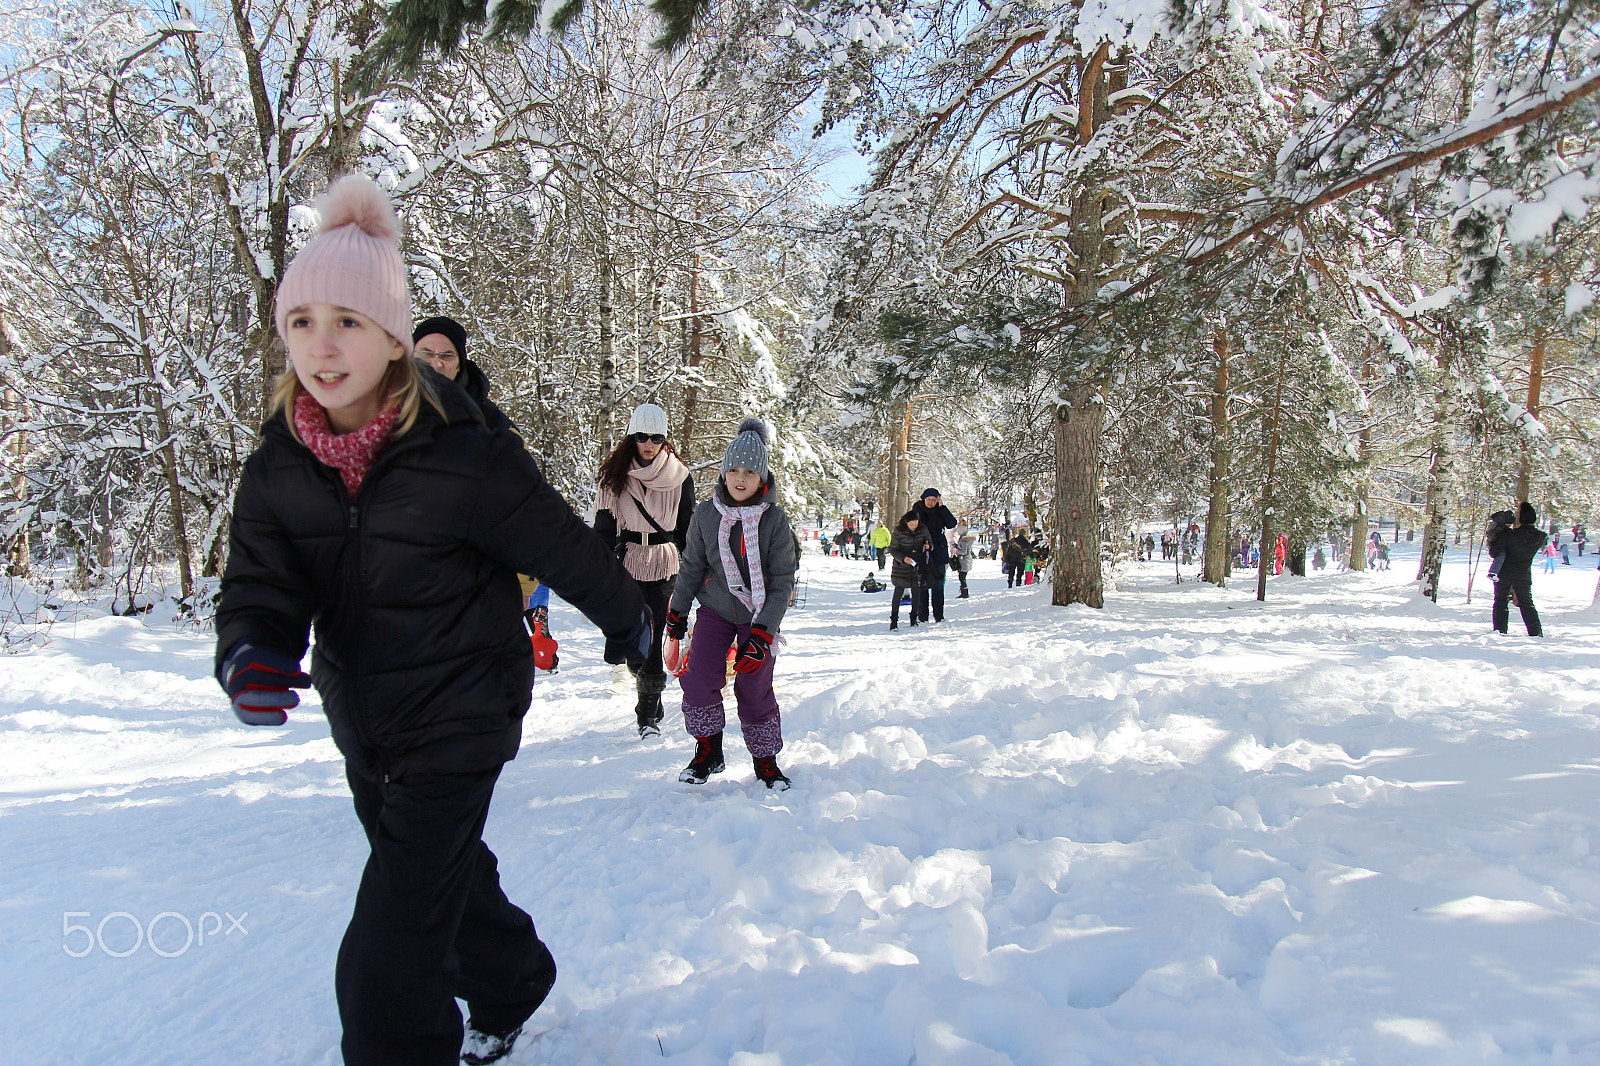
[{"xmin": 4, "ymin": 541, "xmax": 1600, "ymax": 1065}]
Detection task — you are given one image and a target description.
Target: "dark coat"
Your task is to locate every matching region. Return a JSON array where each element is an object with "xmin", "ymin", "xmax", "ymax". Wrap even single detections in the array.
[
  {"xmin": 1489, "ymin": 524, "xmax": 1549, "ymax": 581},
  {"xmin": 456, "ymin": 357, "xmax": 515, "ymax": 433},
  {"xmin": 1003, "ymin": 533, "xmax": 1032, "ymax": 568},
  {"xmin": 889, "ymin": 525, "xmax": 932, "ymax": 587},
  {"xmin": 912, "ymin": 502, "xmax": 957, "ymax": 566},
  {"xmin": 216, "ymin": 377, "xmax": 643, "ymax": 782}
]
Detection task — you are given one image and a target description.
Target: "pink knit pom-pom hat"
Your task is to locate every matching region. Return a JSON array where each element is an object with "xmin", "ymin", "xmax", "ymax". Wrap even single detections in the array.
[{"xmin": 273, "ymin": 175, "xmax": 413, "ymax": 354}]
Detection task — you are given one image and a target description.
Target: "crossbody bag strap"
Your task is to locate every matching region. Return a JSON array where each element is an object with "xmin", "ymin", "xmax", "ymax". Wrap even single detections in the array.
[{"xmin": 629, "ymin": 492, "xmax": 672, "ymax": 537}]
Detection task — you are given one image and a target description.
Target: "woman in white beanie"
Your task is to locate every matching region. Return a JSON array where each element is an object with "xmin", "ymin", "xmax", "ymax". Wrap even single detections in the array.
[
  {"xmin": 593, "ymin": 403, "xmax": 697, "ymax": 735},
  {"xmin": 214, "ymin": 174, "xmax": 650, "ymax": 1066}
]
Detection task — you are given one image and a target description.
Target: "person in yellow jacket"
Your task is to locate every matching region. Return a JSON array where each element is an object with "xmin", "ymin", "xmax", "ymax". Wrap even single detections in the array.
[{"xmin": 870, "ymin": 522, "xmax": 892, "ymax": 570}]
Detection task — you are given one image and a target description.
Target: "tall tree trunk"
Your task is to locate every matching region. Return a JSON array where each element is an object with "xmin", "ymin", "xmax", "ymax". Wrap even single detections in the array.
[
  {"xmin": 1256, "ymin": 360, "xmax": 1287, "ymax": 602},
  {"xmin": 107, "ymin": 205, "xmax": 194, "ymax": 599},
  {"xmin": 1417, "ymin": 328, "xmax": 1460, "ymax": 600},
  {"xmin": 1046, "ymin": 45, "xmax": 1114, "ymax": 609},
  {"xmin": 1202, "ymin": 324, "xmax": 1231, "ymax": 586},
  {"xmin": 890, "ymin": 401, "xmax": 913, "ymax": 518},
  {"xmin": 1516, "ymin": 323, "xmax": 1547, "ymax": 500},
  {"xmin": 596, "ymin": 207, "xmax": 618, "ymax": 458},
  {"xmin": 1349, "ymin": 351, "xmax": 1373, "ymax": 570},
  {"xmin": 97, "ymin": 481, "xmax": 114, "ymax": 571},
  {"xmin": 1051, "ymin": 384, "xmax": 1104, "ymax": 608},
  {"xmin": 135, "ymin": 320, "xmax": 195, "ymax": 601},
  {"xmin": 0, "ymin": 307, "xmax": 27, "ymax": 575},
  {"xmin": 680, "ymin": 256, "xmax": 703, "ymax": 456}
]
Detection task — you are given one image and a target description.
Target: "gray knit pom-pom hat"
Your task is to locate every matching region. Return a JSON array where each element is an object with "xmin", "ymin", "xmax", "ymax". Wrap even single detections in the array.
[{"xmin": 721, "ymin": 417, "xmax": 770, "ymax": 479}]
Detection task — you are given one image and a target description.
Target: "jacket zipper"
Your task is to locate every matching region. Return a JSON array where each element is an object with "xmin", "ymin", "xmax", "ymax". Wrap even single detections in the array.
[{"xmin": 346, "ymin": 432, "xmax": 432, "ymax": 784}]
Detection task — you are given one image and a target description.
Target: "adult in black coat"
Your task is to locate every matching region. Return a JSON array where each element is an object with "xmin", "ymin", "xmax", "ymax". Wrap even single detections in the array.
[
  {"xmin": 413, "ymin": 316, "xmax": 516, "ymax": 433},
  {"xmin": 911, "ymin": 488, "xmax": 958, "ymax": 622},
  {"xmin": 1489, "ymin": 500, "xmax": 1548, "ymax": 636},
  {"xmin": 1003, "ymin": 527, "xmax": 1033, "ymax": 587}
]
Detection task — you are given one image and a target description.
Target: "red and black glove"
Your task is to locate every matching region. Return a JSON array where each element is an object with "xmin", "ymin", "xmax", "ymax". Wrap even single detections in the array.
[
  {"xmin": 733, "ymin": 625, "xmax": 774, "ymax": 674},
  {"xmin": 664, "ymin": 608, "xmax": 688, "ymax": 641},
  {"xmin": 218, "ymin": 642, "xmax": 311, "ymax": 726}
]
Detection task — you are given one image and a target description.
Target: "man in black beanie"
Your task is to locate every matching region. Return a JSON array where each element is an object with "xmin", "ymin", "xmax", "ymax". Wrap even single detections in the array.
[
  {"xmin": 1489, "ymin": 500, "xmax": 1548, "ymax": 636},
  {"xmin": 413, "ymin": 316, "xmax": 515, "ymax": 433}
]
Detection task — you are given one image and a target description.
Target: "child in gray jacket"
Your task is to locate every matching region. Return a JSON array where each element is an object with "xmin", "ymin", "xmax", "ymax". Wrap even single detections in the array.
[{"xmin": 663, "ymin": 418, "xmax": 799, "ymax": 789}]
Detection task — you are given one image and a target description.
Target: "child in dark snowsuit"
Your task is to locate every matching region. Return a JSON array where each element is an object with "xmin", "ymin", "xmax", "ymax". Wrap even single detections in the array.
[
  {"xmin": 214, "ymin": 176, "xmax": 649, "ymax": 1066},
  {"xmin": 663, "ymin": 418, "xmax": 799, "ymax": 789}
]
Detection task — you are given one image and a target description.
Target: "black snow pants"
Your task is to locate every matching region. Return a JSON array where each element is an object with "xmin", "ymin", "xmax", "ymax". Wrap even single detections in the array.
[
  {"xmin": 338, "ymin": 764, "xmax": 555, "ymax": 1066},
  {"xmin": 916, "ymin": 564, "xmax": 947, "ymax": 622},
  {"xmin": 631, "ymin": 576, "xmax": 674, "ymax": 702},
  {"xmin": 1492, "ymin": 576, "xmax": 1542, "ymax": 636}
]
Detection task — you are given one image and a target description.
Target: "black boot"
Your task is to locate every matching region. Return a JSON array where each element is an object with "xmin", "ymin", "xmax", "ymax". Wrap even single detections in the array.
[
  {"xmin": 462, "ymin": 1025, "xmax": 522, "ymax": 1065},
  {"xmin": 679, "ymin": 733, "xmax": 725, "ymax": 784},
  {"xmin": 635, "ymin": 692, "xmax": 664, "ymax": 736},
  {"xmin": 635, "ymin": 669, "xmax": 666, "ymax": 736},
  {"xmin": 753, "ymin": 755, "xmax": 791, "ymax": 791}
]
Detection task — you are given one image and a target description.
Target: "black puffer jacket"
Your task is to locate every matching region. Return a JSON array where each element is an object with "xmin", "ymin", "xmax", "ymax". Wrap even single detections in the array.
[
  {"xmin": 456, "ymin": 357, "xmax": 515, "ymax": 433},
  {"xmin": 1489, "ymin": 524, "xmax": 1549, "ymax": 581},
  {"xmin": 216, "ymin": 377, "xmax": 643, "ymax": 781},
  {"xmin": 889, "ymin": 525, "xmax": 931, "ymax": 587}
]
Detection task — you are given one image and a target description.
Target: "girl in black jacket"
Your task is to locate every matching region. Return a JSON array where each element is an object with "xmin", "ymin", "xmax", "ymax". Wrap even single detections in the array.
[
  {"xmin": 888, "ymin": 511, "xmax": 932, "ymax": 629},
  {"xmin": 215, "ymin": 176, "xmax": 648, "ymax": 1066}
]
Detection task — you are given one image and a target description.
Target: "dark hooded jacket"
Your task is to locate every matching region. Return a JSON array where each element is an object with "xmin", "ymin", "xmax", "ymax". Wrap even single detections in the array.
[
  {"xmin": 216, "ymin": 374, "xmax": 642, "ymax": 782},
  {"xmin": 455, "ymin": 357, "xmax": 515, "ymax": 433},
  {"xmin": 1003, "ymin": 532, "xmax": 1032, "ymax": 568},
  {"xmin": 1489, "ymin": 523, "xmax": 1549, "ymax": 581}
]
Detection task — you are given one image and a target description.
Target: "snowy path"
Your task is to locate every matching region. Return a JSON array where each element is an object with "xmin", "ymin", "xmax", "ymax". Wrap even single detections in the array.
[{"xmin": 3, "ymin": 546, "xmax": 1600, "ymax": 1065}]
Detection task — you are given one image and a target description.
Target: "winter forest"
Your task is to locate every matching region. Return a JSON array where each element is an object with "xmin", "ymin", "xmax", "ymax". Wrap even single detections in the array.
[{"xmin": 1, "ymin": 0, "xmax": 1599, "ymax": 620}]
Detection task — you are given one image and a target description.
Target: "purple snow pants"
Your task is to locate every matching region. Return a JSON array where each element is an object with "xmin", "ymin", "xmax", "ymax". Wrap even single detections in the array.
[{"xmin": 679, "ymin": 605, "xmax": 782, "ymax": 758}]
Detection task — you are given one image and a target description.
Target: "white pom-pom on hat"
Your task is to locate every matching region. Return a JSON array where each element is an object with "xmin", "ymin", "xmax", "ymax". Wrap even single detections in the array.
[
  {"xmin": 314, "ymin": 174, "xmax": 403, "ymax": 243},
  {"xmin": 274, "ymin": 174, "xmax": 413, "ymax": 354}
]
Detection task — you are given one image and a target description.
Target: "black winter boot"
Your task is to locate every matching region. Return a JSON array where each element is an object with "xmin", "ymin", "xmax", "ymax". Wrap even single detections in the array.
[
  {"xmin": 753, "ymin": 755, "xmax": 791, "ymax": 791},
  {"xmin": 679, "ymin": 733, "xmax": 725, "ymax": 784},
  {"xmin": 635, "ymin": 692, "xmax": 664, "ymax": 736},
  {"xmin": 462, "ymin": 1025, "xmax": 522, "ymax": 1065}
]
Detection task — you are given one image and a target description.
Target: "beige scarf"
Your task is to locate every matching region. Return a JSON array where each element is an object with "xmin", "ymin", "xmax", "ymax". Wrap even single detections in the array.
[{"xmin": 597, "ymin": 449, "xmax": 689, "ymax": 582}]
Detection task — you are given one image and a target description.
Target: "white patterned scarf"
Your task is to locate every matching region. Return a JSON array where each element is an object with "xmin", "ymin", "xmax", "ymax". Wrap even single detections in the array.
[{"xmin": 714, "ymin": 497, "xmax": 770, "ymax": 618}]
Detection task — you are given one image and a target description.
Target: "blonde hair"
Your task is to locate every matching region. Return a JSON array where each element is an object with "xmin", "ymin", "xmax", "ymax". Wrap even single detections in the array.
[{"xmin": 269, "ymin": 355, "xmax": 444, "ymax": 442}]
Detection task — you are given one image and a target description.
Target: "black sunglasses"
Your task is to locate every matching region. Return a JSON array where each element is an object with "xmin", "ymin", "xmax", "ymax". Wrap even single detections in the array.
[{"xmin": 633, "ymin": 432, "xmax": 666, "ymax": 444}]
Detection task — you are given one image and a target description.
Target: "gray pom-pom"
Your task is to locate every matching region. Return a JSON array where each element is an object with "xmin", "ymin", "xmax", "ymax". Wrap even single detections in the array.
[
  {"xmin": 736, "ymin": 417, "xmax": 769, "ymax": 443},
  {"xmin": 315, "ymin": 175, "xmax": 401, "ymax": 242}
]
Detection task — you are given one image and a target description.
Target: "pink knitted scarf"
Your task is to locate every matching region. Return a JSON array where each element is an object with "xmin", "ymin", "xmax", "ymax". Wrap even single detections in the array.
[{"xmin": 293, "ymin": 391, "xmax": 399, "ymax": 499}]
